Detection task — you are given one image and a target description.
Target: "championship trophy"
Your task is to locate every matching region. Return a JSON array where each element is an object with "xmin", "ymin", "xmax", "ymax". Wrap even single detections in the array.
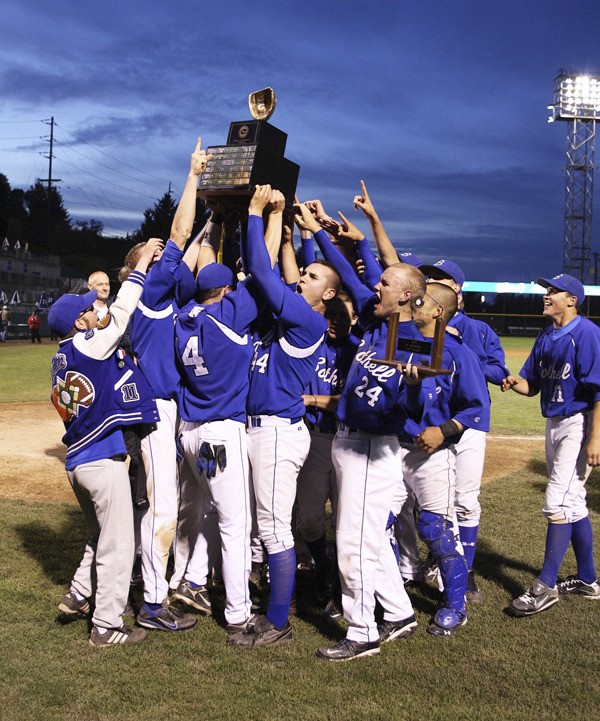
[
  {"xmin": 373, "ymin": 314, "xmax": 451, "ymax": 376},
  {"xmin": 198, "ymin": 88, "xmax": 300, "ymax": 205}
]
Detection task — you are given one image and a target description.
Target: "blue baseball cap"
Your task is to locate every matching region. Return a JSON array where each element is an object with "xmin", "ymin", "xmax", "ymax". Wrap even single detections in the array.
[
  {"xmin": 196, "ymin": 263, "xmax": 234, "ymax": 292},
  {"xmin": 537, "ymin": 274, "xmax": 585, "ymax": 306},
  {"xmin": 48, "ymin": 289, "xmax": 98, "ymax": 337},
  {"xmin": 419, "ymin": 259, "xmax": 466, "ymax": 288},
  {"xmin": 398, "ymin": 251, "xmax": 423, "ymax": 267}
]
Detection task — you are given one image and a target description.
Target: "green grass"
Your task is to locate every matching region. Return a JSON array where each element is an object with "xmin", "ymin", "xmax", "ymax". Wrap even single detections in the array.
[
  {"xmin": 0, "ymin": 343, "xmax": 57, "ymax": 402},
  {"xmin": 1, "ymin": 337, "xmax": 598, "ymax": 720},
  {"xmin": 486, "ymin": 337, "xmax": 545, "ymax": 436},
  {"xmin": 1, "ymin": 465, "xmax": 599, "ymax": 720}
]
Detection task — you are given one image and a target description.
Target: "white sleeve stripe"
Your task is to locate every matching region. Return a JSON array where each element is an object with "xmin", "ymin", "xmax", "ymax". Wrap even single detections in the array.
[
  {"xmin": 114, "ymin": 369, "xmax": 134, "ymax": 390},
  {"xmin": 278, "ymin": 332, "xmax": 324, "ymax": 359},
  {"xmin": 206, "ymin": 315, "xmax": 248, "ymax": 345},
  {"xmin": 127, "ymin": 271, "xmax": 146, "ymax": 287},
  {"xmin": 137, "ymin": 301, "xmax": 174, "ymax": 319}
]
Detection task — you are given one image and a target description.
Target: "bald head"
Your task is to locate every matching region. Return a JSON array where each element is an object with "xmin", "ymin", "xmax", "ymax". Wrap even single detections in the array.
[
  {"xmin": 374, "ymin": 263, "xmax": 426, "ymax": 320},
  {"xmin": 425, "ymin": 282, "xmax": 458, "ymax": 322}
]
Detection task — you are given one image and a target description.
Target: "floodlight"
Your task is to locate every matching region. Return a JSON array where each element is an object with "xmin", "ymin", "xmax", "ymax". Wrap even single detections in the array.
[
  {"xmin": 549, "ymin": 68, "xmax": 600, "ymax": 283},
  {"xmin": 549, "ymin": 69, "xmax": 600, "ymax": 122}
]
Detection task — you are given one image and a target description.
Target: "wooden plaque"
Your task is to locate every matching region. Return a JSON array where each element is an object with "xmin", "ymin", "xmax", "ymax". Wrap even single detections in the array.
[{"xmin": 374, "ymin": 314, "xmax": 452, "ymax": 376}]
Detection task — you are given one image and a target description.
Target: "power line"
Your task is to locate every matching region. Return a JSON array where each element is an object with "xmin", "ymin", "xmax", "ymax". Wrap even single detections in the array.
[{"xmin": 55, "ymin": 121, "xmax": 173, "ymax": 185}]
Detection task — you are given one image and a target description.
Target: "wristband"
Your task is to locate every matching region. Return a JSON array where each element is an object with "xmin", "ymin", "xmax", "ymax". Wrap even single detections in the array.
[
  {"xmin": 313, "ymin": 394, "xmax": 318, "ymax": 407},
  {"xmin": 439, "ymin": 420, "xmax": 460, "ymax": 439}
]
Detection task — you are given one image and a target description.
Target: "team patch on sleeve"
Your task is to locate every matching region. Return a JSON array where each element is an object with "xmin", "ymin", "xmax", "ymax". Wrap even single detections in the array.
[{"xmin": 52, "ymin": 371, "xmax": 96, "ymax": 421}]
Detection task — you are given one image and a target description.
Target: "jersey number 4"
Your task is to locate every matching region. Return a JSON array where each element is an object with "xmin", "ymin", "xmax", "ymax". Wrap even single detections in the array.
[
  {"xmin": 182, "ymin": 337, "xmax": 209, "ymax": 377},
  {"xmin": 251, "ymin": 351, "xmax": 269, "ymax": 374}
]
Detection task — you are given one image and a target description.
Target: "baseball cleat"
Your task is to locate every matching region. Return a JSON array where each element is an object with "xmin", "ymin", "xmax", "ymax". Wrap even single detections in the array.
[
  {"xmin": 136, "ymin": 601, "xmax": 197, "ymax": 631},
  {"xmin": 171, "ymin": 580, "xmax": 212, "ymax": 615},
  {"xmin": 316, "ymin": 638, "xmax": 380, "ymax": 662},
  {"xmin": 427, "ymin": 607, "xmax": 467, "ymax": 636},
  {"xmin": 509, "ymin": 578, "xmax": 559, "ymax": 616},
  {"xmin": 227, "ymin": 614, "xmax": 292, "ymax": 648},
  {"xmin": 89, "ymin": 624, "xmax": 148, "ymax": 647},
  {"xmin": 465, "ymin": 570, "xmax": 485, "ymax": 604},
  {"xmin": 378, "ymin": 615, "xmax": 418, "ymax": 643},
  {"xmin": 323, "ymin": 598, "xmax": 343, "ymax": 620},
  {"xmin": 226, "ymin": 615, "xmax": 255, "ymax": 637},
  {"xmin": 58, "ymin": 592, "xmax": 91, "ymax": 617},
  {"xmin": 557, "ymin": 575, "xmax": 600, "ymax": 598}
]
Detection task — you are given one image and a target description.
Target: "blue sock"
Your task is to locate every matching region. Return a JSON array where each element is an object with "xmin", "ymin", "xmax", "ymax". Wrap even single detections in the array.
[
  {"xmin": 143, "ymin": 602, "xmax": 162, "ymax": 613},
  {"xmin": 458, "ymin": 525, "xmax": 478, "ymax": 570},
  {"xmin": 266, "ymin": 548, "xmax": 296, "ymax": 628},
  {"xmin": 539, "ymin": 522, "xmax": 572, "ymax": 587},
  {"xmin": 571, "ymin": 516, "xmax": 597, "ymax": 584}
]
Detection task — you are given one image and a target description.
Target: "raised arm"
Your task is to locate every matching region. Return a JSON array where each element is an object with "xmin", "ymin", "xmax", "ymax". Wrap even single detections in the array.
[
  {"xmin": 295, "ymin": 203, "xmax": 373, "ymax": 312},
  {"xmin": 75, "ymin": 239, "xmax": 164, "ymax": 360},
  {"xmin": 265, "ymin": 188, "xmax": 286, "ymax": 269},
  {"xmin": 335, "ymin": 210, "xmax": 381, "ymax": 291},
  {"xmin": 170, "ymin": 138, "xmax": 212, "ymax": 249},
  {"xmin": 247, "ymin": 185, "xmax": 287, "ymax": 315},
  {"xmin": 279, "ymin": 196, "xmax": 301, "ymax": 285},
  {"xmin": 353, "ymin": 179, "xmax": 400, "ymax": 269}
]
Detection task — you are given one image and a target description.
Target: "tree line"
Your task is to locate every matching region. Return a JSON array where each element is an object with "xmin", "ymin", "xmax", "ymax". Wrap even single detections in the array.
[{"xmin": 0, "ymin": 173, "xmax": 209, "ymax": 280}]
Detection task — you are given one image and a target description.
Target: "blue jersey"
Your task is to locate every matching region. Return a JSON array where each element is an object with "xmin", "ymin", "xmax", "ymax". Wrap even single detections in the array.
[
  {"xmin": 129, "ymin": 240, "xmax": 196, "ymax": 400},
  {"xmin": 246, "ymin": 215, "xmax": 328, "ymax": 419},
  {"xmin": 402, "ymin": 332, "xmax": 490, "ymax": 438},
  {"xmin": 519, "ymin": 315, "xmax": 600, "ymax": 418},
  {"xmin": 336, "ymin": 317, "xmax": 432, "ymax": 435},
  {"xmin": 304, "ymin": 333, "xmax": 360, "ymax": 433},
  {"xmin": 50, "ymin": 270, "xmax": 159, "ymax": 469},
  {"xmin": 449, "ymin": 310, "xmax": 509, "ymax": 386},
  {"xmin": 309, "ymin": 227, "xmax": 433, "ymax": 434},
  {"xmin": 176, "ymin": 278, "xmax": 261, "ymax": 423}
]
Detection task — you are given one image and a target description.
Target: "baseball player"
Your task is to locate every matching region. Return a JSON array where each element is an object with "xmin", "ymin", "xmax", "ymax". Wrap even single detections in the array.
[
  {"xmin": 229, "ymin": 187, "xmax": 340, "ymax": 649},
  {"xmin": 305, "ymin": 215, "xmax": 428, "ymax": 661},
  {"xmin": 173, "ymin": 257, "xmax": 263, "ymax": 636},
  {"xmin": 399, "ymin": 283, "xmax": 490, "ymax": 635},
  {"xmin": 296, "ymin": 289, "xmax": 360, "ymax": 613},
  {"xmin": 128, "ymin": 139, "xmax": 216, "ymax": 632},
  {"xmin": 503, "ymin": 273, "xmax": 600, "ymax": 615},
  {"xmin": 409, "ymin": 258, "xmax": 509, "ymax": 600},
  {"xmin": 52, "ymin": 238, "xmax": 162, "ymax": 646}
]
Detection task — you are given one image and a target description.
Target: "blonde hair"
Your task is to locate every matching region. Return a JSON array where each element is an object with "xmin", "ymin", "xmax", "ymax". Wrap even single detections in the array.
[{"xmin": 124, "ymin": 242, "xmax": 146, "ymax": 270}]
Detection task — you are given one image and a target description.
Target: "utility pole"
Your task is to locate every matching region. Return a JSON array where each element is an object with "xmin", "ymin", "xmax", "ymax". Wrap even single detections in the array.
[{"xmin": 38, "ymin": 116, "xmax": 63, "ymax": 244}]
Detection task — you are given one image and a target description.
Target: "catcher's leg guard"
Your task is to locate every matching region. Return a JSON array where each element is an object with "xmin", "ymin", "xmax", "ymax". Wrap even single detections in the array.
[{"xmin": 416, "ymin": 510, "xmax": 468, "ymax": 611}]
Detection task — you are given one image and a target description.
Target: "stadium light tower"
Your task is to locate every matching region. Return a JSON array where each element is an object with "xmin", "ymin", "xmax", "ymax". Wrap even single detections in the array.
[{"xmin": 548, "ymin": 69, "xmax": 600, "ymax": 283}]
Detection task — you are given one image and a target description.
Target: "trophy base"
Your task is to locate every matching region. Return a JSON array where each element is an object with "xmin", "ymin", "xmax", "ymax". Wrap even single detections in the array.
[{"xmin": 199, "ymin": 143, "xmax": 299, "ymax": 205}]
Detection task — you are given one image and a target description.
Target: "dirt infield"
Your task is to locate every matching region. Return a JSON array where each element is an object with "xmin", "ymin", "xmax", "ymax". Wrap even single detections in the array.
[{"xmin": 0, "ymin": 402, "xmax": 546, "ymax": 505}]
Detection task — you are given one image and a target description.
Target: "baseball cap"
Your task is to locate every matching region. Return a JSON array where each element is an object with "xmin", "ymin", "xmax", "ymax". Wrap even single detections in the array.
[
  {"xmin": 398, "ymin": 251, "xmax": 423, "ymax": 267},
  {"xmin": 419, "ymin": 259, "xmax": 466, "ymax": 288},
  {"xmin": 48, "ymin": 289, "xmax": 97, "ymax": 337},
  {"xmin": 196, "ymin": 263, "xmax": 234, "ymax": 292},
  {"xmin": 537, "ymin": 274, "xmax": 585, "ymax": 306}
]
